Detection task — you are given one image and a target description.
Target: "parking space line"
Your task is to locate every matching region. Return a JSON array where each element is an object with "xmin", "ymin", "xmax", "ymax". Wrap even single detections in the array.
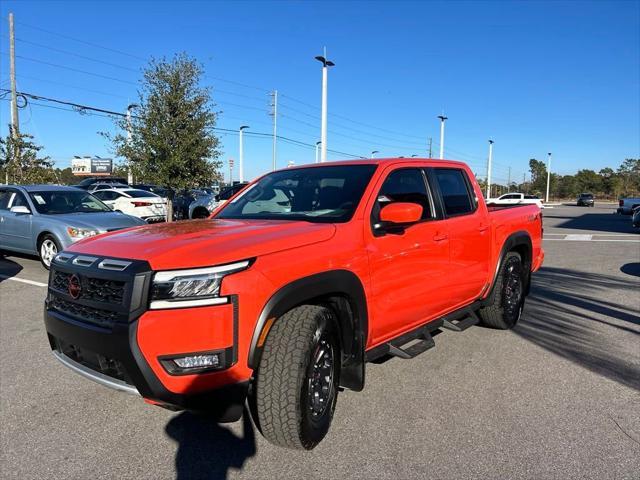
[
  {"xmin": 0, "ymin": 275, "xmax": 48, "ymax": 288},
  {"xmin": 544, "ymin": 238, "xmax": 640, "ymax": 243}
]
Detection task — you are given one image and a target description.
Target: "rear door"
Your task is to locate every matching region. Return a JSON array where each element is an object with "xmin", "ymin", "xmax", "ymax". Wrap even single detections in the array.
[
  {"xmin": 366, "ymin": 166, "xmax": 451, "ymax": 344},
  {"xmin": 429, "ymin": 167, "xmax": 491, "ymax": 308}
]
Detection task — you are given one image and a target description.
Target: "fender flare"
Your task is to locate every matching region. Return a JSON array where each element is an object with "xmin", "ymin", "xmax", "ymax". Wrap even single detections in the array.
[
  {"xmin": 484, "ymin": 230, "xmax": 533, "ymax": 301},
  {"xmin": 248, "ymin": 269, "xmax": 368, "ymax": 391}
]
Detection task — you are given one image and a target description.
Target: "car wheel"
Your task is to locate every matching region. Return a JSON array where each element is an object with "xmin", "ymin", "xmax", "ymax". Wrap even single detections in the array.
[
  {"xmin": 191, "ymin": 207, "xmax": 210, "ymax": 219},
  {"xmin": 253, "ymin": 305, "xmax": 340, "ymax": 450},
  {"xmin": 479, "ymin": 251, "xmax": 525, "ymax": 329},
  {"xmin": 38, "ymin": 234, "xmax": 60, "ymax": 270}
]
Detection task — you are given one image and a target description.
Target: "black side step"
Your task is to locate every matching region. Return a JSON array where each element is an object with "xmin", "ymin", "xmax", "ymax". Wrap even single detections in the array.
[
  {"xmin": 441, "ymin": 308, "xmax": 480, "ymax": 332},
  {"xmin": 365, "ymin": 320, "xmax": 442, "ymax": 362}
]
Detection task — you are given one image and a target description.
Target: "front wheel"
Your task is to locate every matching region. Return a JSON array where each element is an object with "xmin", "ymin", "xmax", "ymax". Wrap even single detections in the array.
[
  {"xmin": 479, "ymin": 251, "xmax": 525, "ymax": 329},
  {"xmin": 38, "ymin": 234, "xmax": 60, "ymax": 270},
  {"xmin": 252, "ymin": 305, "xmax": 340, "ymax": 450}
]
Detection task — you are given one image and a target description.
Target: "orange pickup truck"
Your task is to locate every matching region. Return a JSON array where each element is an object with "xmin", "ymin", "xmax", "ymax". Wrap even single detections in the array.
[{"xmin": 44, "ymin": 159, "xmax": 544, "ymax": 449}]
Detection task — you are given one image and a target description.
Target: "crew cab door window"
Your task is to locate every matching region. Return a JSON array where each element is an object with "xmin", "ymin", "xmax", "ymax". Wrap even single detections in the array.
[
  {"xmin": 371, "ymin": 168, "xmax": 434, "ymax": 228},
  {"xmin": 433, "ymin": 168, "xmax": 476, "ymax": 216}
]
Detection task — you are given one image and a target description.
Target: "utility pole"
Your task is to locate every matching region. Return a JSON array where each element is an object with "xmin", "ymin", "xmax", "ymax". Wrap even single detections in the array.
[
  {"xmin": 315, "ymin": 48, "xmax": 335, "ymax": 163},
  {"xmin": 523, "ymin": 172, "xmax": 526, "ymax": 193},
  {"xmin": 239, "ymin": 125, "xmax": 249, "ymax": 182},
  {"xmin": 269, "ymin": 90, "xmax": 278, "ymax": 171},
  {"xmin": 428, "ymin": 137, "xmax": 432, "ymax": 158},
  {"xmin": 437, "ymin": 115, "xmax": 447, "ymax": 159},
  {"xmin": 546, "ymin": 152, "xmax": 552, "ymax": 203},
  {"xmin": 486, "ymin": 140, "xmax": 494, "ymax": 199},
  {"xmin": 315, "ymin": 141, "xmax": 321, "ymax": 163},
  {"xmin": 9, "ymin": 12, "xmax": 19, "ymax": 183},
  {"xmin": 126, "ymin": 103, "xmax": 138, "ymax": 184},
  {"xmin": 507, "ymin": 166, "xmax": 511, "ymax": 192}
]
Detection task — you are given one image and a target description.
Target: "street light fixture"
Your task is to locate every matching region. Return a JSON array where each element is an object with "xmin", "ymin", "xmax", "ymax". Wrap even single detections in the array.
[
  {"xmin": 315, "ymin": 49, "xmax": 335, "ymax": 163},
  {"xmin": 239, "ymin": 125, "xmax": 249, "ymax": 183},
  {"xmin": 371, "ymin": 150, "xmax": 379, "ymax": 159},
  {"xmin": 315, "ymin": 141, "xmax": 321, "ymax": 163}
]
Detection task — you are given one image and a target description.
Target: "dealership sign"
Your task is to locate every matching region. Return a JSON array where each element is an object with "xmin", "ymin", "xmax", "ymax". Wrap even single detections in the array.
[{"xmin": 71, "ymin": 157, "xmax": 113, "ymax": 176}]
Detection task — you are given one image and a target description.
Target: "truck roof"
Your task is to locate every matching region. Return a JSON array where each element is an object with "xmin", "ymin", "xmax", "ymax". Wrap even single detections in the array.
[{"xmin": 285, "ymin": 157, "xmax": 469, "ymax": 170}]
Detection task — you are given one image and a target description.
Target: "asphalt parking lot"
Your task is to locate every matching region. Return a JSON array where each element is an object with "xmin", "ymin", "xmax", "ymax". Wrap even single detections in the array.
[{"xmin": 1, "ymin": 203, "xmax": 639, "ymax": 480}]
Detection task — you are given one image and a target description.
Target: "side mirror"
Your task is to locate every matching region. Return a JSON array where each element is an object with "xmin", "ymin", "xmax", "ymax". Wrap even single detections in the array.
[
  {"xmin": 380, "ymin": 202, "xmax": 422, "ymax": 224},
  {"xmin": 10, "ymin": 205, "xmax": 31, "ymax": 215}
]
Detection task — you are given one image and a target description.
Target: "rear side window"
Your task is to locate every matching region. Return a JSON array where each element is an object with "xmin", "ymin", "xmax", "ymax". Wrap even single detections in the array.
[
  {"xmin": 376, "ymin": 168, "xmax": 433, "ymax": 220},
  {"xmin": 434, "ymin": 168, "xmax": 475, "ymax": 216}
]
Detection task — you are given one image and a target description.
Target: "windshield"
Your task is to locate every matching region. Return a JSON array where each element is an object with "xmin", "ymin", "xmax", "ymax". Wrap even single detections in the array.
[
  {"xmin": 28, "ymin": 190, "xmax": 112, "ymax": 214},
  {"xmin": 217, "ymin": 164, "xmax": 377, "ymax": 223}
]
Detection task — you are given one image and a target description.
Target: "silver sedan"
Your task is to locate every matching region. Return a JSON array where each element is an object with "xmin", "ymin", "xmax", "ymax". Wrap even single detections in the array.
[{"xmin": 0, "ymin": 185, "xmax": 146, "ymax": 268}]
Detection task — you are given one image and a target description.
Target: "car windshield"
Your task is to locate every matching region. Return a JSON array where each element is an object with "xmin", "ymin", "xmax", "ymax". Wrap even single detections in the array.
[
  {"xmin": 580, "ymin": 193, "xmax": 593, "ymax": 198},
  {"xmin": 28, "ymin": 190, "xmax": 112, "ymax": 214},
  {"xmin": 217, "ymin": 164, "xmax": 378, "ymax": 223}
]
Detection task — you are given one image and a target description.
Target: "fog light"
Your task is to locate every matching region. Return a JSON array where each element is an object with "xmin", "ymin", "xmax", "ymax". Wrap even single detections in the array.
[{"xmin": 173, "ymin": 354, "xmax": 219, "ymax": 369}]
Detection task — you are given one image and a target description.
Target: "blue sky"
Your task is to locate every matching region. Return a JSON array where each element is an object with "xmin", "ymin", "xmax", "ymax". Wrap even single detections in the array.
[{"xmin": 0, "ymin": 0, "xmax": 638, "ymax": 185}]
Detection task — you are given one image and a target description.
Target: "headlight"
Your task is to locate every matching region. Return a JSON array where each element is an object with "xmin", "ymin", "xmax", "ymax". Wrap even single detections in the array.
[
  {"xmin": 150, "ymin": 260, "xmax": 250, "ymax": 310},
  {"xmin": 67, "ymin": 227, "xmax": 100, "ymax": 239}
]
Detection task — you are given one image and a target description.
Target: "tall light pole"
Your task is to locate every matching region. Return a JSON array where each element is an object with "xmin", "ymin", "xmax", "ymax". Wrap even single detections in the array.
[
  {"xmin": 269, "ymin": 90, "xmax": 278, "ymax": 170},
  {"xmin": 370, "ymin": 150, "xmax": 379, "ymax": 159},
  {"xmin": 438, "ymin": 115, "xmax": 447, "ymax": 159},
  {"xmin": 486, "ymin": 140, "xmax": 494, "ymax": 199},
  {"xmin": 546, "ymin": 152, "xmax": 552, "ymax": 203},
  {"xmin": 238, "ymin": 125, "xmax": 249, "ymax": 183},
  {"xmin": 126, "ymin": 103, "xmax": 138, "ymax": 184},
  {"xmin": 315, "ymin": 141, "xmax": 321, "ymax": 163},
  {"xmin": 315, "ymin": 49, "xmax": 334, "ymax": 163}
]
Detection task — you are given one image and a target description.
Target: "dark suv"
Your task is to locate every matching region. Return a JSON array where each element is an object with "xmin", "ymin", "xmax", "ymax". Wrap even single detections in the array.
[{"xmin": 577, "ymin": 193, "xmax": 594, "ymax": 207}]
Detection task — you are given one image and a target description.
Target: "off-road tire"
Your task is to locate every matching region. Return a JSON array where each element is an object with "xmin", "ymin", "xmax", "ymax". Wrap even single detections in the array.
[
  {"xmin": 479, "ymin": 251, "xmax": 525, "ymax": 329},
  {"xmin": 253, "ymin": 305, "xmax": 339, "ymax": 450}
]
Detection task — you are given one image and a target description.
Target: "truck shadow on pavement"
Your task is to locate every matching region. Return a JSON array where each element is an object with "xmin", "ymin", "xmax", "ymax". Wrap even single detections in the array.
[
  {"xmin": 165, "ymin": 409, "xmax": 256, "ymax": 480},
  {"xmin": 0, "ymin": 256, "xmax": 23, "ymax": 283},
  {"xmin": 516, "ymin": 266, "xmax": 640, "ymax": 391}
]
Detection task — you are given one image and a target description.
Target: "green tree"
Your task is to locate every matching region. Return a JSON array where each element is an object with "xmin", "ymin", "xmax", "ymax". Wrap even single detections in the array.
[
  {"xmin": 104, "ymin": 53, "xmax": 222, "ymax": 220},
  {"xmin": 528, "ymin": 158, "xmax": 547, "ymax": 195},
  {"xmin": 617, "ymin": 158, "xmax": 640, "ymax": 194},
  {"xmin": 0, "ymin": 126, "xmax": 55, "ymax": 184},
  {"xmin": 574, "ymin": 169, "xmax": 601, "ymax": 194}
]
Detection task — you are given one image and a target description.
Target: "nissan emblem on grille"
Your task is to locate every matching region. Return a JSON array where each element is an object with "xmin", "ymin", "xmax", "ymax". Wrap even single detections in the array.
[{"xmin": 68, "ymin": 274, "xmax": 81, "ymax": 299}]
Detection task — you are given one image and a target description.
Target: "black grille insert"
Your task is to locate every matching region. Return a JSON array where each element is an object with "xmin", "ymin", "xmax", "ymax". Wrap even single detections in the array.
[
  {"xmin": 50, "ymin": 297, "xmax": 121, "ymax": 328},
  {"xmin": 52, "ymin": 271, "xmax": 125, "ymax": 304}
]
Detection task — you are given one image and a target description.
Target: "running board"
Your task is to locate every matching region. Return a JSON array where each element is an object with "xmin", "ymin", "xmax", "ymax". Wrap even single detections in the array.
[
  {"xmin": 365, "ymin": 320, "xmax": 441, "ymax": 362},
  {"xmin": 441, "ymin": 309, "xmax": 480, "ymax": 332}
]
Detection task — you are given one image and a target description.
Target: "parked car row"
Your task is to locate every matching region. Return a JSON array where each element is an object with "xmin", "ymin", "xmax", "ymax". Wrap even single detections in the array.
[{"xmin": 488, "ymin": 193, "xmax": 544, "ymax": 209}]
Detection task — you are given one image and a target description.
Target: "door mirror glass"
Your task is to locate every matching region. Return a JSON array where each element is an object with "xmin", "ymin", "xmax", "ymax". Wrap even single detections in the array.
[
  {"xmin": 10, "ymin": 205, "xmax": 31, "ymax": 214},
  {"xmin": 380, "ymin": 202, "xmax": 422, "ymax": 224}
]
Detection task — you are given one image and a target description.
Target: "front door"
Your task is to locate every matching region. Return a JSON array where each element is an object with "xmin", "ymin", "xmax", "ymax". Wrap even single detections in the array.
[
  {"xmin": 1, "ymin": 190, "xmax": 34, "ymax": 252},
  {"xmin": 366, "ymin": 166, "xmax": 451, "ymax": 346}
]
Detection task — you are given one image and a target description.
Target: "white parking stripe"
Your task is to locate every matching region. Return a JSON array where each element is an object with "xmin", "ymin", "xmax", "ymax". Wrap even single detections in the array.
[
  {"xmin": 564, "ymin": 234, "xmax": 592, "ymax": 241},
  {"xmin": 0, "ymin": 275, "xmax": 48, "ymax": 287},
  {"xmin": 544, "ymin": 238, "xmax": 640, "ymax": 243}
]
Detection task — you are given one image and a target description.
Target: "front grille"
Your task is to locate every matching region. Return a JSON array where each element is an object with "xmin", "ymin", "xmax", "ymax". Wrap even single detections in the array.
[
  {"xmin": 52, "ymin": 271, "xmax": 125, "ymax": 304},
  {"xmin": 50, "ymin": 297, "xmax": 121, "ymax": 328}
]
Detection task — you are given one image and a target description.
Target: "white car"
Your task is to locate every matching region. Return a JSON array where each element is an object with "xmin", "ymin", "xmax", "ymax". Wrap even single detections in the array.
[
  {"xmin": 489, "ymin": 192, "xmax": 544, "ymax": 209},
  {"xmin": 92, "ymin": 188, "xmax": 167, "ymax": 222},
  {"xmin": 617, "ymin": 197, "xmax": 640, "ymax": 214}
]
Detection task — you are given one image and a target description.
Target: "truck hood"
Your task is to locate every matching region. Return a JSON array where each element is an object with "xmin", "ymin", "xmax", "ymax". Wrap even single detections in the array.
[{"xmin": 67, "ymin": 219, "xmax": 337, "ymax": 270}]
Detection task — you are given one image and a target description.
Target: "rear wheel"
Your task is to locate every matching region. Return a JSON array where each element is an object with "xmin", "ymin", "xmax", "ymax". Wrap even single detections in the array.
[
  {"xmin": 38, "ymin": 234, "xmax": 60, "ymax": 270},
  {"xmin": 479, "ymin": 251, "xmax": 525, "ymax": 329},
  {"xmin": 253, "ymin": 305, "xmax": 340, "ymax": 450}
]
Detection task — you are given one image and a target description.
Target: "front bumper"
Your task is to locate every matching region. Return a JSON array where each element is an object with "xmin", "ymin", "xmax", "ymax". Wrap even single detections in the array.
[{"xmin": 43, "ymin": 256, "xmax": 249, "ymax": 421}]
